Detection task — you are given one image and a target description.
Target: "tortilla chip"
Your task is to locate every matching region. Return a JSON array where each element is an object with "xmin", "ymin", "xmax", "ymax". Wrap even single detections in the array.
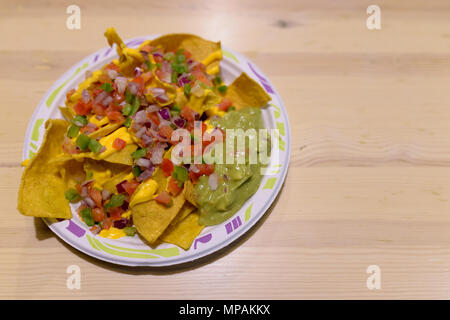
[
  {"xmin": 89, "ymin": 123, "xmax": 121, "ymax": 140},
  {"xmin": 184, "ymin": 180, "xmax": 197, "ymax": 207},
  {"xmin": 59, "ymin": 106, "xmax": 76, "ymax": 122},
  {"xmin": 60, "ymin": 159, "xmax": 85, "ymax": 189},
  {"xmin": 160, "ymin": 211, "xmax": 205, "ymax": 250},
  {"xmin": 18, "ymin": 119, "xmax": 73, "ymax": 219},
  {"xmin": 71, "ymin": 143, "xmax": 138, "ymax": 166},
  {"xmin": 225, "ymin": 72, "xmax": 271, "ymax": 110},
  {"xmin": 132, "ymin": 190, "xmax": 186, "ymax": 244},
  {"xmin": 170, "ymin": 202, "xmax": 196, "ymax": 227},
  {"xmin": 102, "ymin": 168, "xmax": 132, "ymax": 194},
  {"xmin": 150, "ymin": 34, "xmax": 221, "ymax": 67}
]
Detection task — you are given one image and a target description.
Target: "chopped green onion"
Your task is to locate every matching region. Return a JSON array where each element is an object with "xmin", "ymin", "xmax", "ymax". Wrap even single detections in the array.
[
  {"xmin": 86, "ymin": 171, "xmax": 93, "ymax": 180},
  {"xmin": 124, "ymin": 226, "xmax": 137, "ymax": 236},
  {"xmin": 172, "ymin": 105, "xmax": 181, "ymax": 113},
  {"xmin": 218, "ymin": 85, "xmax": 228, "ymax": 94},
  {"xmin": 64, "ymin": 188, "xmax": 80, "ymax": 202},
  {"xmin": 228, "ymin": 106, "xmax": 236, "ymax": 112},
  {"xmin": 214, "ymin": 76, "xmax": 223, "ymax": 85},
  {"xmin": 171, "ymin": 72, "xmax": 178, "ymax": 84},
  {"xmin": 175, "ymin": 53, "xmax": 186, "ymax": 63},
  {"xmin": 122, "ymin": 103, "xmax": 132, "ymax": 116},
  {"xmin": 76, "ymin": 134, "xmax": 90, "ymax": 150},
  {"xmin": 164, "ymin": 52, "xmax": 175, "ymax": 61},
  {"xmin": 100, "ymin": 82, "xmax": 113, "ymax": 93},
  {"xmin": 80, "ymin": 207, "xmax": 94, "ymax": 226},
  {"xmin": 88, "ymin": 139, "xmax": 103, "ymax": 154},
  {"xmin": 72, "ymin": 115, "xmax": 88, "ymax": 127},
  {"xmin": 125, "ymin": 90, "xmax": 134, "ymax": 104},
  {"xmin": 145, "ymin": 60, "xmax": 152, "ymax": 70},
  {"xmin": 132, "ymin": 166, "xmax": 142, "ymax": 177},
  {"xmin": 129, "ymin": 96, "xmax": 140, "ymax": 116},
  {"xmin": 124, "ymin": 117, "xmax": 133, "ymax": 128},
  {"xmin": 131, "ymin": 148, "xmax": 147, "ymax": 159},
  {"xmin": 67, "ymin": 125, "xmax": 80, "ymax": 138},
  {"xmin": 184, "ymin": 83, "xmax": 191, "ymax": 97},
  {"xmin": 104, "ymin": 194, "xmax": 125, "ymax": 210},
  {"xmin": 172, "ymin": 166, "xmax": 188, "ymax": 184}
]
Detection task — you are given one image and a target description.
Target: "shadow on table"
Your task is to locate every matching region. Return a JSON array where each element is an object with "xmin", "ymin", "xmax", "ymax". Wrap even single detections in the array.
[{"xmin": 33, "ymin": 177, "xmax": 287, "ymax": 275}]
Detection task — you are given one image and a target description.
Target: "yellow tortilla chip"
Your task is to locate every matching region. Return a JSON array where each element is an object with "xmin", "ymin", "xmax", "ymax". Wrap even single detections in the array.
[
  {"xmin": 132, "ymin": 190, "xmax": 186, "ymax": 244},
  {"xmin": 160, "ymin": 211, "xmax": 205, "ymax": 250},
  {"xmin": 59, "ymin": 106, "xmax": 75, "ymax": 122},
  {"xmin": 225, "ymin": 72, "xmax": 271, "ymax": 110},
  {"xmin": 102, "ymin": 168, "xmax": 133, "ymax": 194},
  {"xmin": 150, "ymin": 34, "xmax": 222, "ymax": 68},
  {"xmin": 184, "ymin": 180, "xmax": 197, "ymax": 207},
  {"xmin": 170, "ymin": 202, "xmax": 196, "ymax": 227},
  {"xmin": 18, "ymin": 119, "xmax": 73, "ymax": 219},
  {"xmin": 89, "ymin": 123, "xmax": 121, "ymax": 140}
]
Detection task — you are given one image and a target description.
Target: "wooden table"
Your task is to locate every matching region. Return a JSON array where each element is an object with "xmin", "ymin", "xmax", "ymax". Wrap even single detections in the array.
[{"xmin": 1, "ymin": 0, "xmax": 449, "ymax": 299}]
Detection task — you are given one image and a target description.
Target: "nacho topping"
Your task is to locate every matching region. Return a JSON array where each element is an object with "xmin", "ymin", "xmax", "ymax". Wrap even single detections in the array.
[{"xmin": 18, "ymin": 28, "xmax": 271, "ymax": 250}]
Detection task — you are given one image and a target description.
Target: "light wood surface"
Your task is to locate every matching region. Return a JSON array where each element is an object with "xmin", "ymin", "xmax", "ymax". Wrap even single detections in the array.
[{"xmin": 1, "ymin": 0, "xmax": 449, "ymax": 299}]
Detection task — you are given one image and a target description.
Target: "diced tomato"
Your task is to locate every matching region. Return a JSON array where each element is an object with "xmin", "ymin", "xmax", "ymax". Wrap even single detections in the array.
[
  {"xmin": 92, "ymin": 207, "xmax": 106, "ymax": 222},
  {"xmin": 113, "ymin": 92, "xmax": 124, "ymax": 104},
  {"xmin": 147, "ymin": 112, "xmax": 160, "ymax": 126},
  {"xmin": 75, "ymin": 183, "xmax": 82, "ymax": 194},
  {"xmin": 155, "ymin": 191, "xmax": 172, "ymax": 206},
  {"xmin": 66, "ymin": 89, "xmax": 76, "ymax": 101},
  {"xmin": 158, "ymin": 125, "xmax": 174, "ymax": 140},
  {"xmin": 180, "ymin": 105, "xmax": 197, "ymax": 122},
  {"xmin": 191, "ymin": 69, "xmax": 210, "ymax": 86},
  {"xmin": 188, "ymin": 171, "xmax": 198, "ymax": 183},
  {"xmin": 104, "ymin": 62, "xmax": 120, "ymax": 72},
  {"xmin": 197, "ymin": 163, "xmax": 215, "ymax": 176},
  {"xmin": 102, "ymin": 218, "xmax": 112, "ymax": 230},
  {"xmin": 130, "ymin": 76, "xmax": 145, "ymax": 95},
  {"xmin": 106, "ymin": 110, "xmax": 125, "ymax": 124},
  {"xmin": 98, "ymin": 73, "xmax": 111, "ymax": 84},
  {"xmin": 73, "ymin": 100, "xmax": 92, "ymax": 116},
  {"xmin": 218, "ymin": 98, "xmax": 233, "ymax": 111},
  {"xmin": 109, "ymin": 207, "xmax": 123, "ymax": 220},
  {"xmin": 112, "ymin": 138, "xmax": 127, "ymax": 150},
  {"xmin": 122, "ymin": 180, "xmax": 140, "ymax": 196},
  {"xmin": 168, "ymin": 177, "xmax": 183, "ymax": 196},
  {"xmin": 88, "ymin": 187, "xmax": 103, "ymax": 207},
  {"xmin": 161, "ymin": 158, "xmax": 174, "ymax": 177},
  {"xmin": 92, "ymin": 103, "xmax": 106, "ymax": 116}
]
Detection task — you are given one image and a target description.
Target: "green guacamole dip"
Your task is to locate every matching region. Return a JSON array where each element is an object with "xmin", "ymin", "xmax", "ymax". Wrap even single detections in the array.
[{"xmin": 195, "ymin": 107, "xmax": 266, "ymax": 226}]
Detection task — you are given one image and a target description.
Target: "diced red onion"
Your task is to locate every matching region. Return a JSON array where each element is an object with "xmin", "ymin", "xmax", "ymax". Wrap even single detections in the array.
[
  {"xmin": 173, "ymin": 116, "xmax": 186, "ymax": 128},
  {"xmin": 107, "ymin": 69, "xmax": 118, "ymax": 80},
  {"xmin": 208, "ymin": 173, "xmax": 219, "ymax": 191},
  {"xmin": 153, "ymin": 52, "xmax": 163, "ymax": 59},
  {"xmin": 177, "ymin": 73, "xmax": 190, "ymax": 87},
  {"xmin": 80, "ymin": 186, "xmax": 88, "ymax": 198},
  {"xmin": 150, "ymin": 143, "xmax": 166, "ymax": 164},
  {"xmin": 116, "ymin": 180, "xmax": 127, "ymax": 194},
  {"xmin": 84, "ymin": 196, "xmax": 96, "ymax": 208},
  {"xmin": 115, "ymin": 76, "xmax": 127, "ymax": 94},
  {"xmin": 146, "ymin": 104, "xmax": 160, "ymax": 113},
  {"xmin": 94, "ymin": 91, "xmax": 108, "ymax": 105},
  {"xmin": 128, "ymin": 81, "xmax": 139, "ymax": 95},
  {"xmin": 150, "ymin": 87, "xmax": 165, "ymax": 97},
  {"xmin": 158, "ymin": 108, "xmax": 171, "ymax": 121},
  {"xmin": 141, "ymin": 133, "xmax": 153, "ymax": 147},
  {"xmin": 161, "ymin": 61, "xmax": 172, "ymax": 73},
  {"xmin": 137, "ymin": 167, "xmax": 154, "ymax": 182},
  {"xmin": 135, "ymin": 126, "xmax": 146, "ymax": 139},
  {"xmin": 101, "ymin": 189, "xmax": 111, "ymax": 201},
  {"xmin": 134, "ymin": 110, "xmax": 147, "ymax": 124},
  {"xmin": 188, "ymin": 60, "xmax": 198, "ymax": 71},
  {"xmin": 190, "ymin": 164, "xmax": 200, "ymax": 173},
  {"xmin": 136, "ymin": 157, "xmax": 152, "ymax": 168},
  {"xmin": 134, "ymin": 67, "xmax": 142, "ymax": 78},
  {"xmin": 113, "ymin": 219, "xmax": 128, "ymax": 229},
  {"xmin": 101, "ymin": 95, "xmax": 113, "ymax": 106},
  {"xmin": 81, "ymin": 89, "xmax": 91, "ymax": 103},
  {"xmin": 157, "ymin": 93, "xmax": 169, "ymax": 103}
]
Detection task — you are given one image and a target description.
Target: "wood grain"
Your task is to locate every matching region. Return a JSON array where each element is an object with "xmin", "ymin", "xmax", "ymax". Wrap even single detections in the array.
[{"xmin": 1, "ymin": 0, "xmax": 449, "ymax": 299}]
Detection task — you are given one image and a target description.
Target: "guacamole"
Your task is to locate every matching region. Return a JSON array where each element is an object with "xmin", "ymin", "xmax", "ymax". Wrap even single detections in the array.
[{"xmin": 196, "ymin": 107, "xmax": 265, "ymax": 225}]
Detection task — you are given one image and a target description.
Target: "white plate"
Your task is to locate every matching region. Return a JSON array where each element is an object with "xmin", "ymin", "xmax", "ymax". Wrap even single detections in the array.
[{"xmin": 22, "ymin": 35, "xmax": 291, "ymax": 266}]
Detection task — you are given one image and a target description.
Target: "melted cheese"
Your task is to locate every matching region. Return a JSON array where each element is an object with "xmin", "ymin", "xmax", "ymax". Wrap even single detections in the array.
[
  {"xmin": 202, "ymin": 49, "xmax": 223, "ymax": 66},
  {"xmin": 129, "ymin": 179, "xmax": 159, "ymax": 208},
  {"xmin": 98, "ymin": 227, "xmax": 126, "ymax": 239},
  {"xmin": 97, "ymin": 127, "xmax": 133, "ymax": 159},
  {"xmin": 89, "ymin": 115, "xmax": 109, "ymax": 128}
]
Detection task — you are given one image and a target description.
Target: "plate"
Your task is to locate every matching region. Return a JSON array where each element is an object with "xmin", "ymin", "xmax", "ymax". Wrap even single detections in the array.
[{"xmin": 22, "ymin": 35, "xmax": 291, "ymax": 266}]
